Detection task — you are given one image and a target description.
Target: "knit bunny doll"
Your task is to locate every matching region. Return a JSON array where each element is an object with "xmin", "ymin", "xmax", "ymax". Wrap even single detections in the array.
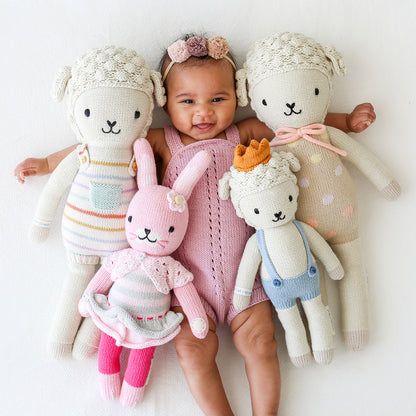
[
  {"xmin": 29, "ymin": 46, "xmax": 166, "ymax": 359},
  {"xmin": 78, "ymin": 138, "xmax": 210, "ymax": 407},
  {"xmin": 220, "ymin": 139, "xmax": 344, "ymax": 367},
  {"xmin": 236, "ymin": 32, "xmax": 401, "ymax": 350}
]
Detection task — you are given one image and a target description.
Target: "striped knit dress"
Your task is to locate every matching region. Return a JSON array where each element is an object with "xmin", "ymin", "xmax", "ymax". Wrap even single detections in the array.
[{"xmin": 61, "ymin": 145, "xmax": 137, "ymax": 262}]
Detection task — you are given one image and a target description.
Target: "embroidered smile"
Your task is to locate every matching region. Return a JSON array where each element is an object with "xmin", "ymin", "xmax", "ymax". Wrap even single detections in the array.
[
  {"xmin": 272, "ymin": 212, "xmax": 286, "ymax": 222},
  {"xmin": 284, "ymin": 103, "xmax": 302, "ymax": 116},
  {"xmin": 102, "ymin": 120, "xmax": 121, "ymax": 134}
]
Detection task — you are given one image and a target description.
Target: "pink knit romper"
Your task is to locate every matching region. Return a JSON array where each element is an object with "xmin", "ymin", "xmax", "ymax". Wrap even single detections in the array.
[{"xmin": 162, "ymin": 125, "xmax": 268, "ymax": 325}]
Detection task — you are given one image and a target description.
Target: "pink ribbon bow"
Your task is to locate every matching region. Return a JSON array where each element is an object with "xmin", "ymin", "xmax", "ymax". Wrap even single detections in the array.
[{"xmin": 271, "ymin": 124, "xmax": 347, "ymax": 157}]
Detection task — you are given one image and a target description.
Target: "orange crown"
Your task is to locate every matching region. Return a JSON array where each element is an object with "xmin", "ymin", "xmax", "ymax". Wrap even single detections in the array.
[{"xmin": 233, "ymin": 139, "xmax": 271, "ymax": 172}]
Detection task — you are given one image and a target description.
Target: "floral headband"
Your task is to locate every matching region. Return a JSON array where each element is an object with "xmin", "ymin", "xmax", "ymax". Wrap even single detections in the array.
[{"xmin": 162, "ymin": 36, "xmax": 237, "ymax": 82}]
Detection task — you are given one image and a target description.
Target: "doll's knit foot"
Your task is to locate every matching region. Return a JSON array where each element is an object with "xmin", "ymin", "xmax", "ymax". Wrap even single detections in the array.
[
  {"xmin": 120, "ymin": 381, "xmax": 145, "ymax": 407},
  {"xmin": 72, "ymin": 341, "xmax": 98, "ymax": 360},
  {"xmin": 99, "ymin": 373, "xmax": 121, "ymax": 400},
  {"xmin": 344, "ymin": 330, "xmax": 369, "ymax": 351},
  {"xmin": 47, "ymin": 341, "xmax": 73, "ymax": 359},
  {"xmin": 313, "ymin": 348, "xmax": 334, "ymax": 365},
  {"xmin": 290, "ymin": 352, "xmax": 313, "ymax": 368}
]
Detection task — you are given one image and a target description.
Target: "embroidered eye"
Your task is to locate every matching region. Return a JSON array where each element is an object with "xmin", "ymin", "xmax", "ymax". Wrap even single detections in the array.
[
  {"xmin": 289, "ymin": 195, "xmax": 293, "ymax": 202},
  {"xmin": 254, "ymin": 208, "xmax": 260, "ymax": 214},
  {"xmin": 262, "ymin": 99, "xmax": 267, "ymax": 106},
  {"xmin": 168, "ymin": 226, "xmax": 175, "ymax": 233},
  {"xmin": 84, "ymin": 109, "xmax": 90, "ymax": 117},
  {"xmin": 127, "ymin": 216, "xmax": 132, "ymax": 222},
  {"xmin": 315, "ymin": 88, "xmax": 319, "ymax": 96},
  {"xmin": 134, "ymin": 111, "xmax": 141, "ymax": 119}
]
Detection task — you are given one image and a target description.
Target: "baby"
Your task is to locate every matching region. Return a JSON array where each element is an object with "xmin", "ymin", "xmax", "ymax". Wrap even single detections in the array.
[{"xmin": 16, "ymin": 35, "xmax": 375, "ymax": 415}]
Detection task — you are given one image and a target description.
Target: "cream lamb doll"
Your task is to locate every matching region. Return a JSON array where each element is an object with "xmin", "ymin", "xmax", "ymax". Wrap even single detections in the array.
[
  {"xmin": 29, "ymin": 46, "xmax": 166, "ymax": 359},
  {"xmin": 219, "ymin": 139, "xmax": 344, "ymax": 367},
  {"xmin": 78, "ymin": 138, "xmax": 210, "ymax": 406},
  {"xmin": 236, "ymin": 32, "xmax": 401, "ymax": 350}
]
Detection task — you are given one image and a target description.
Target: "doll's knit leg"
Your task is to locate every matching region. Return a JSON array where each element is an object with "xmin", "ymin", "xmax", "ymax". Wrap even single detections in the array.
[
  {"xmin": 98, "ymin": 332, "xmax": 122, "ymax": 400},
  {"xmin": 332, "ymin": 238, "xmax": 369, "ymax": 350},
  {"xmin": 72, "ymin": 317, "xmax": 101, "ymax": 360},
  {"xmin": 231, "ymin": 301, "xmax": 280, "ymax": 416},
  {"xmin": 47, "ymin": 259, "xmax": 97, "ymax": 359},
  {"xmin": 276, "ymin": 304, "xmax": 313, "ymax": 367},
  {"xmin": 301, "ymin": 295, "xmax": 334, "ymax": 365},
  {"xmin": 119, "ymin": 346, "xmax": 156, "ymax": 407}
]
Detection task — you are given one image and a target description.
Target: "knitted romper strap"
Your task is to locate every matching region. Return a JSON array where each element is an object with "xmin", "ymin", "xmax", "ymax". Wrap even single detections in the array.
[
  {"xmin": 163, "ymin": 125, "xmax": 241, "ymax": 154},
  {"xmin": 256, "ymin": 220, "xmax": 317, "ymax": 287}
]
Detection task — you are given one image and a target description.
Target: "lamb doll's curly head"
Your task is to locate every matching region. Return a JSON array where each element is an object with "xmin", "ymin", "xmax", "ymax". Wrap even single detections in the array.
[
  {"xmin": 51, "ymin": 46, "xmax": 166, "ymax": 144},
  {"xmin": 219, "ymin": 139, "xmax": 301, "ymax": 228}
]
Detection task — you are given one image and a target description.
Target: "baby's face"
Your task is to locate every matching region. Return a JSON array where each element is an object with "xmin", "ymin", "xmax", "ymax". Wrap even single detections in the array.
[{"xmin": 165, "ymin": 59, "xmax": 237, "ymax": 141}]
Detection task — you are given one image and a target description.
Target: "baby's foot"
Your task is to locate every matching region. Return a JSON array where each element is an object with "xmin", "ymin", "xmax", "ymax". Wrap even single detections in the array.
[
  {"xmin": 99, "ymin": 373, "xmax": 121, "ymax": 400},
  {"xmin": 120, "ymin": 380, "xmax": 145, "ymax": 407}
]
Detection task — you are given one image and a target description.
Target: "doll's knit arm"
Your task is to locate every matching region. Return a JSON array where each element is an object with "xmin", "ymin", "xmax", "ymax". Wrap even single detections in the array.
[
  {"xmin": 233, "ymin": 234, "xmax": 262, "ymax": 311},
  {"xmin": 301, "ymin": 222, "xmax": 344, "ymax": 280},
  {"xmin": 30, "ymin": 149, "xmax": 80, "ymax": 242},
  {"xmin": 173, "ymin": 282, "xmax": 209, "ymax": 339},
  {"xmin": 327, "ymin": 126, "xmax": 401, "ymax": 200}
]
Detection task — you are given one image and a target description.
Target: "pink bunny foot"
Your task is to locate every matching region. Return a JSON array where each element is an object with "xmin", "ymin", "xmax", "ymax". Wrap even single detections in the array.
[
  {"xmin": 120, "ymin": 380, "xmax": 145, "ymax": 407},
  {"xmin": 99, "ymin": 372, "xmax": 121, "ymax": 400}
]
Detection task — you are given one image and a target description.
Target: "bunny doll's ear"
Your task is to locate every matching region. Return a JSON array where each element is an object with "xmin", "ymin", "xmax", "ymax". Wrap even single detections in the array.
[
  {"xmin": 172, "ymin": 151, "xmax": 211, "ymax": 200},
  {"xmin": 150, "ymin": 70, "xmax": 167, "ymax": 107},
  {"xmin": 235, "ymin": 69, "xmax": 249, "ymax": 107},
  {"xmin": 134, "ymin": 138, "xmax": 157, "ymax": 188}
]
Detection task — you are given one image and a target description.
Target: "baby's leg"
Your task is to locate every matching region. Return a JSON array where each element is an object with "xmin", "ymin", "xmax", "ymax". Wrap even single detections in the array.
[
  {"xmin": 48, "ymin": 259, "xmax": 98, "ymax": 359},
  {"xmin": 172, "ymin": 306, "xmax": 234, "ymax": 416},
  {"xmin": 231, "ymin": 301, "xmax": 280, "ymax": 416},
  {"xmin": 98, "ymin": 332, "xmax": 122, "ymax": 400},
  {"xmin": 120, "ymin": 346, "xmax": 156, "ymax": 407}
]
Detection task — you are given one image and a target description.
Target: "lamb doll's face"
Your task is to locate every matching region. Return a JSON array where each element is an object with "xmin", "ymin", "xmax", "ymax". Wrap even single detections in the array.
[
  {"xmin": 239, "ymin": 181, "xmax": 299, "ymax": 230},
  {"xmin": 250, "ymin": 69, "xmax": 330, "ymax": 131},
  {"xmin": 74, "ymin": 87, "xmax": 151, "ymax": 146}
]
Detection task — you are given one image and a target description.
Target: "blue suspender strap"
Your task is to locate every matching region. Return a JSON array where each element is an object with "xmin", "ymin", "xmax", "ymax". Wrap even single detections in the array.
[
  {"xmin": 256, "ymin": 229, "xmax": 282, "ymax": 286},
  {"xmin": 292, "ymin": 220, "xmax": 317, "ymax": 277}
]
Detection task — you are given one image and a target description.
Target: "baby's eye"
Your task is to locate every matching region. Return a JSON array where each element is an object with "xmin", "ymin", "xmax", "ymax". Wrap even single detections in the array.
[
  {"xmin": 168, "ymin": 226, "xmax": 175, "ymax": 233},
  {"xmin": 183, "ymin": 99, "xmax": 194, "ymax": 104},
  {"xmin": 262, "ymin": 99, "xmax": 267, "ymax": 106},
  {"xmin": 212, "ymin": 97, "xmax": 223, "ymax": 103},
  {"xmin": 254, "ymin": 208, "xmax": 260, "ymax": 214},
  {"xmin": 134, "ymin": 111, "xmax": 141, "ymax": 119},
  {"xmin": 315, "ymin": 88, "xmax": 319, "ymax": 96},
  {"xmin": 84, "ymin": 109, "xmax": 90, "ymax": 117}
]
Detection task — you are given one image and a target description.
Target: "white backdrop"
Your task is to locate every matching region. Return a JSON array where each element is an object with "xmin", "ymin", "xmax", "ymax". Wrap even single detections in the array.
[{"xmin": 2, "ymin": 1, "xmax": 415, "ymax": 415}]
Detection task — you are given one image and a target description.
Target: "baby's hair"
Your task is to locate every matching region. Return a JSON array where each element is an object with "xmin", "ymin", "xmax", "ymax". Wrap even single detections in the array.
[{"xmin": 159, "ymin": 33, "xmax": 237, "ymax": 82}]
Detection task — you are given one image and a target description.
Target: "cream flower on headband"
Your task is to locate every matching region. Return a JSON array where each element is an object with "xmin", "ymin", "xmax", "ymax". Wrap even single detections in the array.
[{"xmin": 167, "ymin": 190, "xmax": 187, "ymax": 213}]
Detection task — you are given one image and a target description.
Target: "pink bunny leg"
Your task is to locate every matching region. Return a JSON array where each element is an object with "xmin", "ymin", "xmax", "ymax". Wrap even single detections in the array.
[
  {"xmin": 120, "ymin": 346, "xmax": 156, "ymax": 407},
  {"xmin": 98, "ymin": 333, "xmax": 122, "ymax": 400}
]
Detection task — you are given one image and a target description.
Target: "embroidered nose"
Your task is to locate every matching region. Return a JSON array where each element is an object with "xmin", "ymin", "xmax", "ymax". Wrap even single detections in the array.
[
  {"xmin": 107, "ymin": 120, "xmax": 117, "ymax": 128},
  {"xmin": 144, "ymin": 229, "xmax": 151, "ymax": 235},
  {"xmin": 286, "ymin": 103, "xmax": 295, "ymax": 110},
  {"xmin": 274, "ymin": 212, "xmax": 282, "ymax": 218}
]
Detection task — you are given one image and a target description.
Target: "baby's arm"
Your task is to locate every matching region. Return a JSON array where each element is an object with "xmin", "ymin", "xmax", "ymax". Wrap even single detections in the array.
[
  {"xmin": 301, "ymin": 222, "xmax": 344, "ymax": 280},
  {"xmin": 327, "ymin": 126, "xmax": 401, "ymax": 200},
  {"xmin": 325, "ymin": 103, "xmax": 376, "ymax": 133},
  {"xmin": 233, "ymin": 234, "xmax": 262, "ymax": 311},
  {"xmin": 15, "ymin": 144, "xmax": 77, "ymax": 183}
]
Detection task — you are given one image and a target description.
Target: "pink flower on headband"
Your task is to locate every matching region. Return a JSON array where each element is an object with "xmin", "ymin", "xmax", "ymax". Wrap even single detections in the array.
[
  {"xmin": 167, "ymin": 40, "xmax": 191, "ymax": 63},
  {"xmin": 187, "ymin": 36, "xmax": 208, "ymax": 57}
]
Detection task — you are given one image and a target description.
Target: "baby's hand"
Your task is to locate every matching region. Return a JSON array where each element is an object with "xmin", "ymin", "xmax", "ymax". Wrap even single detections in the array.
[
  {"xmin": 346, "ymin": 103, "xmax": 376, "ymax": 133},
  {"xmin": 14, "ymin": 157, "xmax": 49, "ymax": 184}
]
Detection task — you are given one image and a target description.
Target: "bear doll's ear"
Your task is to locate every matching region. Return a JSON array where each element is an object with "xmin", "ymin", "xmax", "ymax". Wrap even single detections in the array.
[
  {"xmin": 324, "ymin": 45, "xmax": 347, "ymax": 77},
  {"xmin": 236, "ymin": 69, "xmax": 249, "ymax": 107}
]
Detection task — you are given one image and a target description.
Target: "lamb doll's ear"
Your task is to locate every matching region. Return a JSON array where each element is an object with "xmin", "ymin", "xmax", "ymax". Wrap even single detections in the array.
[
  {"xmin": 150, "ymin": 70, "xmax": 167, "ymax": 107},
  {"xmin": 277, "ymin": 151, "xmax": 301, "ymax": 173},
  {"xmin": 324, "ymin": 45, "xmax": 347, "ymax": 77},
  {"xmin": 172, "ymin": 151, "xmax": 211, "ymax": 200},
  {"xmin": 218, "ymin": 172, "xmax": 232, "ymax": 201},
  {"xmin": 134, "ymin": 138, "xmax": 157, "ymax": 188},
  {"xmin": 235, "ymin": 68, "xmax": 249, "ymax": 107},
  {"xmin": 50, "ymin": 66, "xmax": 72, "ymax": 102}
]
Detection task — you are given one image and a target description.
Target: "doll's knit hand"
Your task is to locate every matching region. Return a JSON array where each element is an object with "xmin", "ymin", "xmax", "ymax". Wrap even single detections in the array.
[
  {"xmin": 346, "ymin": 103, "xmax": 376, "ymax": 133},
  {"xmin": 29, "ymin": 223, "xmax": 50, "ymax": 243},
  {"xmin": 381, "ymin": 179, "xmax": 401, "ymax": 201},
  {"xmin": 328, "ymin": 264, "xmax": 344, "ymax": 280},
  {"xmin": 190, "ymin": 317, "xmax": 208, "ymax": 339},
  {"xmin": 78, "ymin": 296, "xmax": 90, "ymax": 318},
  {"xmin": 233, "ymin": 291, "xmax": 251, "ymax": 311}
]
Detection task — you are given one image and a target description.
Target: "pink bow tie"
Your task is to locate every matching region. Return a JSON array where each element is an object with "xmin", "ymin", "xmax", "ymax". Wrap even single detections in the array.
[{"xmin": 271, "ymin": 124, "xmax": 347, "ymax": 157}]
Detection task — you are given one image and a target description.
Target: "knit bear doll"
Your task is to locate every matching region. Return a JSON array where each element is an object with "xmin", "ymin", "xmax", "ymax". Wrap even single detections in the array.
[
  {"xmin": 78, "ymin": 138, "xmax": 210, "ymax": 407},
  {"xmin": 236, "ymin": 32, "xmax": 401, "ymax": 350},
  {"xmin": 219, "ymin": 139, "xmax": 344, "ymax": 366},
  {"xmin": 29, "ymin": 46, "xmax": 166, "ymax": 359}
]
